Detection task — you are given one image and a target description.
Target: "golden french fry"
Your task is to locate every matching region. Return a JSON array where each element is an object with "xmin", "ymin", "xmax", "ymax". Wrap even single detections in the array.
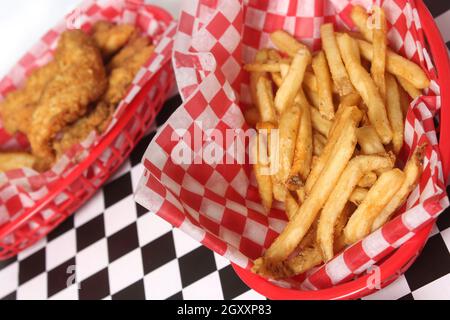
[
  {"xmin": 296, "ymin": 187, "xmax": 306, "ymax": 204},
  {"xmin": 271, "ymin": 30, "xmax": 309, "ymax": 57},
  {"xmin": 305, "ymin": 106, "xmax": 362, "ymax": 194},
  {"xmin": 357, "ymin": 39, "xmax": 430, "ymax": 89},
  {"xmin": 396, "ymin": 75, "xmax": 422, "ymax": 100},
  {"xmin": 312, "ymin": 51, "xmax": 335, "ymax": 120},
  {"xmin": 285, "ymin": 191, "xmax": 300, "ymax": 220},
  {"xmin": 317, "ymin": 154, "xmax": 394, "ymax": 261},
  {"xmin": 372, "ymin": 147, "xmax": 423, "ymax": 231},
  {"xmin": 386, "ymin": 74, "xmax": 405, "ymax": 154},
  {"xmin": 321, "ymin": 24, "xmax": 354, "ymax": 96},
  {"xmin": 252, "ymin": 134, "xmax": 273, "ymax": 212},
  {"xmin": 337, "ymin": 33, "xmax": 393, "ymax": 144},
  {"xmin": 254, "ymin": 114, "xmax": 358, "ymax": 269},
  {"xmin": 304, "ymin": 71, "xmax": 318, "ymax": 92},
  {"xmin": 250, "ymin": 49, "xmax": 269, "ymax": 111},
  {"xmin": 358, "ymin": 171, "xmax": 378, "ymax": 188},
  {"xmin": 344, "ymin": 169, "xmax": 405, "ymax": 244},
  {"xmin": 304, "ymin": 87, "xmax": 321, "ymax": 110},
  {"xmin": 244, "ymin": 62, "xmax": 285, "ymax": 73},
  {"xmin": 274, "ymin": 49, "xmax": 312, "ymax": 114},
  {"xmin": 0, "ymin": 152, "xmax": 36, "ymax": 172},
  {"xmin": 287, "ymin": 99, "xmax": 313, "ymax": 189},
  {"xmin": 356, "ymin": 126, "xmax": 386, "ymax": 155},
  {"xmin": 313, "ymin": 132, "xmax": 326, "ymax": 156},
  {"xmin": 273, "ymin": 105, "xmax": 301, "ymax": 202},
  {"xmin": 399, "ymin": 82, "xmax": 411, "ymax": 118},
  {"xmin": 350, "ymin": 187, "xmax": 369, "ymax": 206},
  {"xmin": 310, "ymin": 107, "xmax": 332, "ymax": 138},
  {"xmin": 271, "ymin": 72, "xmax": 283, "ymax": 87},
  {"xmin": 267, "ymin": 49, "xmax": 283, "ymax": 61},
  {"xmin": 371, "ymin": 6, "xmax": 387, "ymax": 100},
  {"xmin": 244, "ymin": 107, "xmax": 260, "ymax": 128},
  {"xmin": 351, "ymin": 5, "xmax": 373, "ymax": 42},
  {"xmin": 340, "ymin": 92, "xmax": 361, "ymax": 107},
  {"xmin": 256, "ymin": 76, "xmax": 277, "ymax": 123}
]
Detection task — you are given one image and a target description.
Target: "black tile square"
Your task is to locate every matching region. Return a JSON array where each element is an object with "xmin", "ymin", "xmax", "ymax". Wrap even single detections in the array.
[
  {"xmin": 167, "ymin": 291, "xmax": 183, "ymax": 300},
  {"xmin": 398, "ymin": 293, "xmax": 414, "ymax": 300},
  {"xmin": 107, "ymin": 223, "xmax": 139, "ymax": 262},
  {"xmin": 1, "ymin": 291, "xmax": 16, "ymax": 300},
  {"xmin": 423, "ymin": 0, "xmax": 450, "ymax": 18},
  {"xmin": 141, "ymin": 232, "xmax": 176, "ymax": 275},
  {"xmin": 47, "ymin": 215, "xmax": 74, "ymax": 242},
  {"xmin": 103, "ymin": 172, "xmax": 133, "ymax": 208},
  {"xmin": 79, "ymin": 268, "xmax": 110, "ymax": 300},
  {"xmin": 47, "ymin": 258, "xmax": 76, "ymax": 298},
  {"xmin": 219, "ymin": 265, "xmax": 250, "ymax": 300},
  {"xmin": 76, "ymin": 215, "xmax": 105, "ymax": 252},
  {"xmin": 178, "ymin": 246, "xmax": 217, "ymax": 288},
  {"xmin": 436, "ymin": 207, "xmax": 450, "ymax": 231},
  {"xmin": 130, "ymin": 132, "xmax": 156, "ymax": 167},
  {"xmin": 111, "ymin": 280, "xmax": 145, "ymax": 300},
  {"xmin": 0, "ymin": 256, "xmax": 17, "ymax": 272},
  {"xmin": 156, "ymin": 95, "xmax": 182, "ymax": 127},
  {"xmin": 404, "ymin": 234, "xmax": 450, "ymax": 291},
  {"xmin": 136, "ymin": 203, "xmax": 149, "ymax": 218},
  {"xmin": 18, "ymin": 248, "xmax": 46, "ymax": 285}
]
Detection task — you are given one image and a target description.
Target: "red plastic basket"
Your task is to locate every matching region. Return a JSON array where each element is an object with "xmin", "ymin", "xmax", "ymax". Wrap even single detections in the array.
[
  {"xmin": 232, "ymin": 0, "xmax": 450, "ymax": 300},
  {"xmin": 0, "ymin": 4, "xmax": 174, "ymax": 260}
]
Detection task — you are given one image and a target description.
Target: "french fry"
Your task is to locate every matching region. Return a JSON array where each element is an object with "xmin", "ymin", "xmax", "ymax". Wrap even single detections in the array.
[
  {"xmin": 399, "ymin": 82, "xmax": 411, "ymax": 118},
  {"xmin": 356, "ymin": 38, "xmax": 430, "ymax": 89},
  {"xmin": 250, "ymin": 49, "xmax": 269, "ymax": 111},
  {"xmin": 274, "ymin": 49, "xmax": 312, "ymax": 114},
  {"xmin": 312, "ymin": 51, "xmax": 335, "ymax": 120},
  {"xmin": 340, "ymin": 92, "xmax": 361, "ymax": 107},
  {"xmin": 317, "ymin": 154, "xmax": 395, "ymax": 261},
  {"xmin": 271, "ymin": 72, "xmax": 283, "ymax": 87},
  {"xmin": 313, "ymin": 132, "xmax": 327, "ymax": 156},
  {"xmin": 287, "ymin": 100, "xmax": 313, "ymax": 189},
  {"xmin": 296, "ymin": 187, "xmax": 306, "ymax": 204},
  {"xmin": 396, "ymin": 75, "xmax": 422, "ymax": 100},
  {"xmin": 305, "ymin": 106, "xmax": 362, "ymax": 194},
  {"xmin": 358, "ymin": 171, "xmax": 378, "ymax": 188},
  {"xmin": 337, "ymin": 33, "xmax": 392, "ymax": 144},
  {"xmin": 273, "ymin": 105, "xmax": 301, "ymax": 202},
  {"xmin": 350, "ymin": 5, "xmax": 373, "ymax": 42},
  {"xmin": 271, "ymin": 30, "xmax": 309, "ymax": 57},
  {"xmin": 344, "ymin": 168, "xmax": 405, "ymax": 244},
  {"xmin": 321, "ymin": 23, "xmax": 354, "ymax": 96},
  {"xmin": 254, "ymin": 114, "xmax": 358, "ymax": 269},
  {"xmin": 356, "ymin": 126, "xmax": 386, "ymax": 155},
  {"xmin": 0, "ymin": 152, "xmax": 36, "ymax": 172},
  {"xmin": 350, "ymin": 187, "xmax": 369, "ymax": 206},
  {"xmin": 267, "ymin": 49, "xmax": 283, "ymax": 61},
  {"xmin": 244, "ymin": 107, "xmax": 260, "ymax": 128},
  {"xmin": 305, "ymin": 87, "xmax": 321, "ymax": 110},
  {"xmin": 304, "ymin": 71, "xmax": 318, "ymax": 92},
  {"xmin": 372, "ymin": 147, "xmax": 423, "ymax": 231},
  {"xmin": 371, "ymin": 6, "xmax": 387, "ymax": 100},
  {"xmin": 256, "ymin": 76, "xmax": 277, "ymax": 123},
  {"xmin": 386, "ymin": 74, "xmax": 405, "ymax": 154},
  {"xmin": 244, "ymin": 62, "xmax": 285, "ymax": 73},
  {"xmin": 310, "ymin": 107, "xmax": 332, "ymax": 137},
  {"xmin": 252, "ymin": 133, "xmax": 274, "ymax": 212},
  {"xmin": 285, "ymin": 191, "xmax": 300, "ymax": 220}
]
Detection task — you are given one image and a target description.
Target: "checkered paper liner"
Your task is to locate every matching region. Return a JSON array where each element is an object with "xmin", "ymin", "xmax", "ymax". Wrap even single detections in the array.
[
  {"xmin": 135, "ymin": 0, "xmax": 449, "ymax": 289},
  {"xmin": 0, "ymin": 0, "xmax": 175, "ymax": 232}
]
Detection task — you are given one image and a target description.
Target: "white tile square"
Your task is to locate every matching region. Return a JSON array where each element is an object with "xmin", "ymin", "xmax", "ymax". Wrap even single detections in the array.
[
  {"xmin": 104, "ymin": 195, "xmax": 137, "ymax": 237},
  {"xmin": 144, "ymin": 260, "xmax": 182, "ymax": 300},
  {"xmin": 18, "ymin": 238, "xmax": 46, "ymax": 260},
  {"xmin": 74, "ymin": 191, "xmax": 105, "ymax": 227},
  {"xmin": 136, "ymin": 212, "xmax": 173, "ymax": 247},
  {"xmin": 0, "ymin": 262, "xmax": 18, "ymax": 299},
  {"xmin": 173, "ymin": 227, "xmax": 202, "ymax": 258},
  {"xmin": 182, "ymin": 271, "xmax": 224, "ymax": 300},
  {"xmin": 363, "ymin": 275, "xmax": 411, "ymax": 300},
  {"xmin": 76, "ymin": 239, "xmax": 109, "ymax": 282},
  {"xmin": 413, "ymin": 274, "xmax": 450, "ymax": 300},
  {"xmin": 234, "ymin": 290, "xmax": 266, "ymax": 300},
  {"xmin": 17, "ymin": 273, "xmax": 47, "ymax": 300},
  {"xmin": 108, "ymin": 249, "xmax": 144, "ymax": 295},
  {"xmin": 46, "ymin": 229, "xmax": 76, "ymax": 271},
  {"xmin": 214, "ymin": 252, "xmax": 230, "ymax": 270}
]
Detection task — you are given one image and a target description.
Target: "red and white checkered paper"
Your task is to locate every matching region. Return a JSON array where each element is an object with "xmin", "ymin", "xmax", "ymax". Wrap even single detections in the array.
[
  {"xmin": 0, "ymin": 0, "xmax": 175, "ymax": 228},
  {"xmin": 135, "ymin": 0, "xmax": 449, "ymax": 290}
]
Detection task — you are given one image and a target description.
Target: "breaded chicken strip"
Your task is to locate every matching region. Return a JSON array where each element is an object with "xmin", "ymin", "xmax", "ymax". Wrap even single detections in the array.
[
  {"xmin": 29, "ymin": 30, "xmax": 107, "ymax": 162},
  {"xmin": 92, "ymin": 21, "xmax": 137, "ymax": 57},
  {"xmin": 53, "ymin": 36, "xmax": 154, "ymax": 157},
  {"xmin": 0, "ymin": 61, "xmax": 58, "ymax": 134}
]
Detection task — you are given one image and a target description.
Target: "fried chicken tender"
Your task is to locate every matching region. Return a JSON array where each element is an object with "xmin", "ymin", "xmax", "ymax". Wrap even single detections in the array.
[
  {"xmin": 0, "ymin": 152, "xmax": 36, "ymax": 172},
  {"xmin": 53, "ymin": 36, "xmax": 154, "ymax": 157},
  {"xmin": 28, "ymin": 30, "xmax": 107, "ymax": 162},
  {"xmin": 92, "ymin": 21, "xmax": 137, "ymax": 57},
  {"xmin": 0, "ymin": 61, "xmax": 58, "ymax": 134}
]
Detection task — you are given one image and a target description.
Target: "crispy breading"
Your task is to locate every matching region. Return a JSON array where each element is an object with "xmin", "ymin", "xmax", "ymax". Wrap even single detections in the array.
[
  {"xmin": 0, "ymin": 61, "xmax": 58, "ymax": 134},
  {"xmin": 28, "ymin": 30, "xmax": 107, "ymax": 161},
  {"xmin": 92, "ymin": 21, "xmax": 137, "ymax": 57}
]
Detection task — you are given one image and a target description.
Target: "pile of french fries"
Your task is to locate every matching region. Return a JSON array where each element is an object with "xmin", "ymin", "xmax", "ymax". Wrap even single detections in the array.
[{"xmin": 245, "ymin": 6, "xmax": 429, "ymax": 279}]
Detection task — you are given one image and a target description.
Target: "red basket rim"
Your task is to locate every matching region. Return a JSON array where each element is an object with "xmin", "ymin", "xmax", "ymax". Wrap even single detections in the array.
[
  {"xmin": 232, "ymin": 0, "xmax": 450, "ymax": 300},
  {"xmin": 0, "ymin": 3, "xmax": 174, "ymax": 241}
]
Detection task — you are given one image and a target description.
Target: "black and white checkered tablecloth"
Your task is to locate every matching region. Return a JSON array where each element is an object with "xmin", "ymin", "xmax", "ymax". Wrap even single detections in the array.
[{"xmin": 1, "ymin": 0, "xmax": 450, "ymax": 300}]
